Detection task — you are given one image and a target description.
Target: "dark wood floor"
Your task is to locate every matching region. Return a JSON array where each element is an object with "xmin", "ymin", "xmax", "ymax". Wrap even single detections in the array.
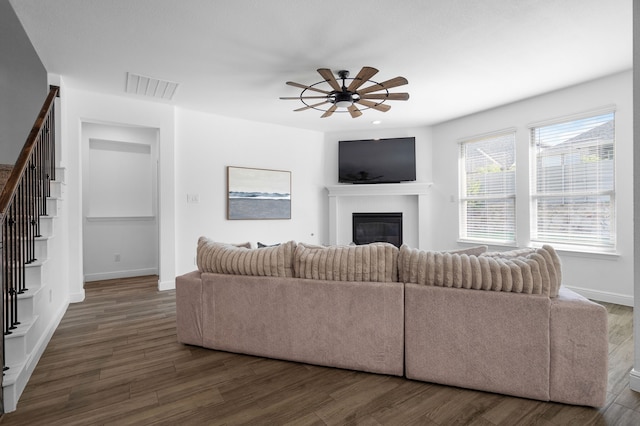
[{"xmin": 1, "ymin": 275, "xmax": 639, "ymax": 425}]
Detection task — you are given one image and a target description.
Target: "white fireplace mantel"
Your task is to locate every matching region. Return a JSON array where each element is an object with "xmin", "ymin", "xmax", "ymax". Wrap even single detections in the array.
[
  {"xmin": 326, "ymin": 182, "xmax": 432, "ymax": 197},
  {"xmin": 326, "ymin": 182, "xmax": 433, "ymax": 246}
]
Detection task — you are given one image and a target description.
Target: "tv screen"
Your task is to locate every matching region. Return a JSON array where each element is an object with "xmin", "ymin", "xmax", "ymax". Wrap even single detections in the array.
[{"xmin": 338, "ymin": 137, "xmax": 416, "ymax": 184}]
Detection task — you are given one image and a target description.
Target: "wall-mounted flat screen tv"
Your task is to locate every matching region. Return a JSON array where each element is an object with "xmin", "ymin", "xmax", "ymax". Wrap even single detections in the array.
[{"xmin": 338, "ymin": 137, "xmax": 416, "ymax": 184}]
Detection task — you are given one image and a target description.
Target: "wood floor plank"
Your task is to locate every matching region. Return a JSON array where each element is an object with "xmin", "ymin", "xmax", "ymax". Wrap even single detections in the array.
[{"xmin": 0, "ymin": 276, "xmax": 636, "ymax": 425}]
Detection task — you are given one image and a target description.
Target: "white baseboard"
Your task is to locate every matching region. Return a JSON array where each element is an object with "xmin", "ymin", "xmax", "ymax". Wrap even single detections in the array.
[
  {"xmin": 159, "ymin": 279, "xmax": 175, "ymax": 291},
  {"xmin": 84, "ymin": 268, "xmax": 158, "ymax": 283},
  {"xmin": 630, "ymin": 369, "xmax": 640, "ymax": 392},
  {"xmin": 565, "ymin": 285, "xmax": 633, "ymax": 307},
  {"xmin": 69, "ymin": 289, "xmax": 86, "ymax": 303}
]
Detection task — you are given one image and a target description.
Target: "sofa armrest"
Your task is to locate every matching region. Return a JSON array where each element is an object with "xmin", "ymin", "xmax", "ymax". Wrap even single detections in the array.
[
  {"xmin": 549, "ymin": 287, "xmax": 608, "ymax": 407},
  {"xmin": 175, "ymin": 271, "xmax": 204, "ymax": 346}
]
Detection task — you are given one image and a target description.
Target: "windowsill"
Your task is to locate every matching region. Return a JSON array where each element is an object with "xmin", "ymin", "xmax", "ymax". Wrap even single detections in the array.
[
  {"xmin": 456, "ymin": 239, "xmax": 518, "ymax": 250},
  {"xmin": 529, "ymin": 242, "xmax": 619, "ymax": 259},
  {"xmin": 457, "ymin": 239, "xmax": 619, "ymax": 259}
]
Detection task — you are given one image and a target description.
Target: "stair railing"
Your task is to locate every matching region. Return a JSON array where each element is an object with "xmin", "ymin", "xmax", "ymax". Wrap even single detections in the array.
[{"xmin": 0, "ymin": 86, "xmax": 59, "ymax": 364}]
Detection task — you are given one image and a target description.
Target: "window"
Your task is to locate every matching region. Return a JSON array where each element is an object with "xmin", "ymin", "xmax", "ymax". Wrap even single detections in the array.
[
  {"xmin": 531, "ymin": 112, "xmax": 615, "ymax": 249},
  {"xmin": 459, "ymin": 132, "xmax": 516, "ymax": 244}
]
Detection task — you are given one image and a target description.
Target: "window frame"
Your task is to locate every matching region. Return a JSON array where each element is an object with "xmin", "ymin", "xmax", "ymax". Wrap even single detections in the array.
[
  {"xmin": 529, "ymin": 109, "xmax": 616, "ymax": 252},
  {"xmin": 458, "ymin": 129, "xmax": 517, "ymax": 245}
]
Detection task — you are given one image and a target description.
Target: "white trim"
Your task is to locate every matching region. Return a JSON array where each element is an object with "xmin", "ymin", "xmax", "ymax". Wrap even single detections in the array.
[
  {"xmin": 527, "ymin": 104, "xmax": 617, "ymax": 129},
  {"xmin": 85, "ymin": 216, "xmax": 156, "ymax": 221},
  {"xmin": 84, "ymin": 268, "xmax": 158, "ymax": 282},
  {"xmin": 457, "ymin": 127, "xmax": 518, "ymax": 144},
  {"xmin": 629, "ymin": 369, "xmax": 640, "ymax": 392},
  {"xmin": 326, "ymin": 182, "xmax": 432, "ymax": 197},
  {"xmin": 159, "ymin": 279, "xmax": 175, "ymax": 291},
  {"xmin": 564, "ymin": 285, "xmax": 633, "ymax": 307},
  {"xmin": 69, "ymin": 290, "xmax": 85, "ymax": 303}
]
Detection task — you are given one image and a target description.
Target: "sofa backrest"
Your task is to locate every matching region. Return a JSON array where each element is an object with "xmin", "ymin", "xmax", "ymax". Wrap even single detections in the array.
[
  {"xmin": 399, "ymin": 244, "xmax": 562, "ymax": 297},
  {"xmin": 196, "ymin": 236, "xmax": 561, "ymax": 296},
  {"xmin": 197, "ymin": 237, "xmax": 296, "ymax": 277},
  {"xmin": 293, "ymin": 242, "xmax": 399, "ymax": 282}
]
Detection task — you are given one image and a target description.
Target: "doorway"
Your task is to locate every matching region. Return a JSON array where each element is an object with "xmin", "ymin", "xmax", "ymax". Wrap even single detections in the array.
[{"xmin": 81, "ymin": 122, "xmax": 159, "ymax": 282}]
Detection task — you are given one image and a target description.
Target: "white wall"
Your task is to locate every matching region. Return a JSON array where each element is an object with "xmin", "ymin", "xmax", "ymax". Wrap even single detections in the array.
[
  {"xmin": 174, "ymin": 108, "xmax": 326, "ymax": 275},
  {"xmin": 81, "ymin": 123, "xmax": 159, "ymax": 282},
  {"xmin": 62, "ymin": 88, "xmax": 176, "ymax": 298},
  {"xmin": 323, "ymin": 127, "xmax": 434, "ymax": 248},
  {"xmin": 430, "ymin": 71, "xmax": 633, "ymax": 305},
  {"xmin": 0, "ymin": 0, "xmax": 48, "ymax": 164}
]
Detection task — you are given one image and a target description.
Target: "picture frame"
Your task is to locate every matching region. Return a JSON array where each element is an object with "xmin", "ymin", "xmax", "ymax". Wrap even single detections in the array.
[{"xmin": 227, "ymin": 166, "xmax": 291, "ymax": 220}]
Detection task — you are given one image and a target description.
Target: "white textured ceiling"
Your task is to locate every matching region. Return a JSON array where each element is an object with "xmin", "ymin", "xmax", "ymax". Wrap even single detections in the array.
[{"xmin": 9, "ymin": 0, "xmax": 632, "ymax": 133}]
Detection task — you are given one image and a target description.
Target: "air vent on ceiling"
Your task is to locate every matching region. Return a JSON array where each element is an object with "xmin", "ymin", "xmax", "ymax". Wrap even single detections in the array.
[{"xmin": 126, "ymin": 72, "xmax": 179, "ymax": 100}]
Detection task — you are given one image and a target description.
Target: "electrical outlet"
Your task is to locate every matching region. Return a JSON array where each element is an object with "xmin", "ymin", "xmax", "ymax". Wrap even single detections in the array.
[{"xmin": 115, "ymin": 253, "xmax": 121, "ymax": 262}]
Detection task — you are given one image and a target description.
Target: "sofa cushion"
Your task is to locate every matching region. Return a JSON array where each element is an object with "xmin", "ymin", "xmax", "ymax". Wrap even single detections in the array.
[
  {"xmin": 197, "ymin": 236, "xmax": 295, "ymax": 277},
  {"xmin": 482, "ymin": 245, "xmax": 561, "ymax": 297},
  {"xmin": 399, "ymin": 244, "xmax": 562, "ymax": 297},
  {"xmin": 294, "ymin": 242, "xmax": 399, "ymax": 282}
]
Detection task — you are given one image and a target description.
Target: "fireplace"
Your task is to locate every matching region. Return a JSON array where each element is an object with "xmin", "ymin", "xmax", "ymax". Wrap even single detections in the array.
[{"xmin": 352, "ymin": 213, "xmax": 403, "ymax": 248}]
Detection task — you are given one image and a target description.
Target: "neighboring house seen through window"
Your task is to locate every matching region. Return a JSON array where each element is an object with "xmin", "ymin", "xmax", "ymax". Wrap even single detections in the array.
[{"xmin": 459, "ymin": 132, "xmax": 516, "ymax": 244}]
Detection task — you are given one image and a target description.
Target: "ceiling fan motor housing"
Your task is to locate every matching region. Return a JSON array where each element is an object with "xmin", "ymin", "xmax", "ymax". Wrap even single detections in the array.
[{"xmin": 334, "ymin": 90, "xmax": 354, "ymax": 107}]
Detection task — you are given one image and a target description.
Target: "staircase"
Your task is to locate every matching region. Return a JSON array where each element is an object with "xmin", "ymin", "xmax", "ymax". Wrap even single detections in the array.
[
  {"xmin": 1, "ymin": 86, "xmax": 64, "ymax": 412},
  {"xmin": 2, "ymin": 169, "xmax": 65, "ymax": 412}
]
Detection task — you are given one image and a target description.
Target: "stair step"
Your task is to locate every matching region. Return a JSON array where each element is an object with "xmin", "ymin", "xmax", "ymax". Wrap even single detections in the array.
[
  {"xmin": 25, "ymin": 259, "xmax": 49, "ymax": 288},
  {"xmin": 49, "ymin": 180, "xmax": 65, "ymax": 199},
  {"xmin": 46, "ymin": 197, "xmax": 61, "ymax": 216},
  {"xmin": 4, "ymin": 316, "xmax": 39, "ymax": 367},
  {"xmin": 2, "ymin": 358, "xmax": 26, "ymax": 414},
  {"xmin": 38, "ymin": 215, "xmax": 55, "ymax": 237},
  {"xmin": 34, "ymin": 234, "xmax": 55, "ymax": 260},
  {"xmin": 54, "ymin": 167, "xmax": 66, "ymax": 184},
  {"xmin": 17, "ymin": 285, "xmax": 44, "ymax": 322}
]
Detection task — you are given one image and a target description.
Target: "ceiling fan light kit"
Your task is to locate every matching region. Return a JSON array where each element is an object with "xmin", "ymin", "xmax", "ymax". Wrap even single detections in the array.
[{"xmin": 280, "ymin": 66, "xmax": 409, "ymax": 118}]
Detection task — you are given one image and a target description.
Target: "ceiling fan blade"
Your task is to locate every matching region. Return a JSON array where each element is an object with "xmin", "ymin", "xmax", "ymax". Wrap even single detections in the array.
[
  {"xmin": 357, "ymin": 77, "xmax": 409, "ymax": 95},
  {"xmin": 347, "ymin": 66, "xmax": 379, "ymax": 92},
  {"xmin": 294, "ymin": 101, "xmax": 330, "ymax": 112},
  {"xmin": 321, "ymin": 104, "xmax": 338, "ymax": 118},
  {"xmin": 347, "ymin": 104, "xmax": 363, "ymax": 118},
  {"xmin": 317, "ymin": 68, "xmax": 342, "ymax": 92},
  {"xmin": 360, "ymin": 92, "xmax": 410, "ymax": 101},
  {"xmin": 355, "ymin": 99, "xmax": 391, "ymax": 112},
  {"xmin": 286, "ymin": 81, "xmax": 331, "ymax": 94},
  {"xmin": 279, "ymin": 96, "xmax": 328, "ymax": 100}
]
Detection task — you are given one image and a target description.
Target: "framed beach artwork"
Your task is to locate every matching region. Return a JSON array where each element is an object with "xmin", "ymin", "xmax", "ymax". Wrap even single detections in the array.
[{"xmin": 227, "ymin": 166, "xmax": 291, "ymax": 220}]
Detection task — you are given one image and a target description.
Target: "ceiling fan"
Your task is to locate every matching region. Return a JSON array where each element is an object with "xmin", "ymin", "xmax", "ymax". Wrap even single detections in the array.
[{"xmin": 280, "ymin": 66, "xmax": 409, "ymax": 118}]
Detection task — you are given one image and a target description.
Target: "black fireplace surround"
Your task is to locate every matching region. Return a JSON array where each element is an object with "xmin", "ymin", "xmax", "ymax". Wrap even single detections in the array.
[{"xmin": 352, "ymin": 213, "xmax": 403, "ymax": 248}]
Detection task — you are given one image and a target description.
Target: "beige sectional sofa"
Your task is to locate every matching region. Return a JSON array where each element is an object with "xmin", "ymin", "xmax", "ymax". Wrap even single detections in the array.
[{"xmin": 175, "ymin": 237, "xmax": 608, "ymax": 407}]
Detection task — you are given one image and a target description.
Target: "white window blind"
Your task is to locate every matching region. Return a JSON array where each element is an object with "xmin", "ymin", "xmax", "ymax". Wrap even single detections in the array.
[
  {"xmin": 531, "ymin": 112, "xmax": 615, "ymax": 249},
  {"xmin": 459, "ymin": 132, "xmax": 516, "ymax": 243}
]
